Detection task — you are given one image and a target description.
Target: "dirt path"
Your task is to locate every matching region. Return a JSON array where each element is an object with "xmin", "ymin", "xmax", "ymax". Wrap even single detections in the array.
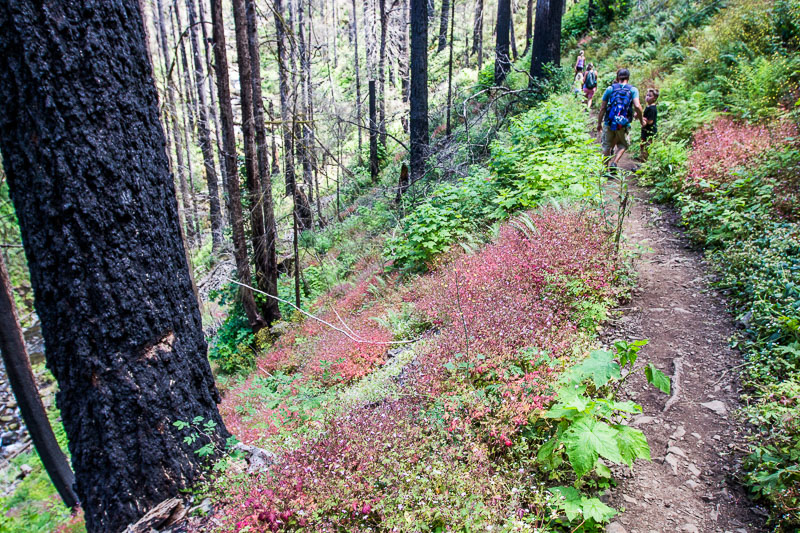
[{"xmin": 599, "ymin": 151, "xmax": 768, "ymax": 533}]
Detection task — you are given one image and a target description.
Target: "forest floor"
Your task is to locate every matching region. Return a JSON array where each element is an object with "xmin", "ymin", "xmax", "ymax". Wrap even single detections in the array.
[{"xmin": 597, "ymin": 143, "xmax": 768, "ymax": 532}]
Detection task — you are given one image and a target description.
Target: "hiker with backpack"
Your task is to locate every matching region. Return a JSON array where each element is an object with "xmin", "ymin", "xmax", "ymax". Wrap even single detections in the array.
[
  {"xmin": 575, "ymin": 50, "xmax": 585, "ymax": 74},
  {"xmin": 596, "ymin": 68, "xmax": 645, "ymax": 168},
  {"xmin": 583, "ymin": 64, "xmax": 598, "ymax": 110}
]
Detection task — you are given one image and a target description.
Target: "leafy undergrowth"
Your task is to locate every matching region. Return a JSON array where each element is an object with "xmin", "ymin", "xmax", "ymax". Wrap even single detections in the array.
[
  {"xmin": 201, "ymin": 206, "xmax": 668, "ymax": 532},
  {"xmin": 580, "ymin": 0, "xmax": 800, "ymax": 526}
]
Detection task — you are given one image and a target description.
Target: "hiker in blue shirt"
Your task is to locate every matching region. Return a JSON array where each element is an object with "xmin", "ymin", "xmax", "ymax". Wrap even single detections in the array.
[{"xmin": 596, "ymin": 68, "xmax": 645, "ymax": 169}]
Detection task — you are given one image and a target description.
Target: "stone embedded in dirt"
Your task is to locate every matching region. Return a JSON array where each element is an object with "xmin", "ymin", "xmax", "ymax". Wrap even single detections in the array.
[
  {"xmin": 632, "ymin": 415, "xmax": 655, "ymax": 426},
  {"xmin": 16, "ymin": 464, "xmax": 32, "ymax": 479},
  {"xmin": 685, "ymin": 479, "xmax": 700, "ymax": 489},
  {"xmin": 681, "ymin": 523, "xmax": 699, "ymax": 533},
  {"xmin": 700, "ymin": 400, "xmax": 727, "ymax": 415},
  {"xmin": 606, "ymin": 522, "xmax": 627, "ymax": 533},
  {"xmin": 622, "ymin": 494, "xmax": 637, "ymax": 504},
  {"xmin": 687, "ymin": 463, "xmax": 701, "ymax": 477},
  {"xmin": 232, "ymin": 442, "xmax": 276, "ymax": 474},
  {"xmin": 667, "ymin": 445, "xmax": 687, "ymax": 458},
  {"xmin": 665, "ymin": 453, "xmax": 680, "ymax": 475},
  {"xmin": 670, "ymin": 426, "xmax": 686, "ymax": 440}
]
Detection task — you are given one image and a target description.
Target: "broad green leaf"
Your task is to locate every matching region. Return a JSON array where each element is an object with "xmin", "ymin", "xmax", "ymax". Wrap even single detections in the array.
[
  {"xmin": 595, "ymin": 461, "xmax": 613, "ymax": 478},
  {"xmin": 549, "ymin": 486, "xmax": 583, "ymax": 521},
  {"xmin": 572, "ymin": 350, "xmax": 621, "ymax": 387},
  {"xmin": 536, "ymin": 436, "xmax": 562, "ymax": 470},
  {"xmin": 645, "ymin": 363, "xmax": 671, "ymax": 394},
  {"xmin": 581, "ymin": 497, "xmax": 617, "ymax": 522},
  {"xmin": 613, "ymin": 425, "xmax": 651, "ymax": 466},
  {"xmin": 562, "ymin": 417, "xmax": 621, "ymax": 477}
]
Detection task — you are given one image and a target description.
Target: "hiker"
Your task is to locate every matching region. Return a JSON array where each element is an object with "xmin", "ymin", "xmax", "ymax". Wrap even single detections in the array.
[
  {"xmin": 640, "ymin": 88, "xmax": 659, "ymax": 162},
  {"xmin": 596, "ymin": 68, "xmax": 645, "ymax": 168},
  {"xmin": 573, "ymin": 69, "xmax": 585, "ymax": 97},
  {"xmin": 583, "ymin": 64, "xmax": 598, "ymax": 109},
  {"xmin": 575, "ymin": 50, "xmax": 585, "ymax": 74}
]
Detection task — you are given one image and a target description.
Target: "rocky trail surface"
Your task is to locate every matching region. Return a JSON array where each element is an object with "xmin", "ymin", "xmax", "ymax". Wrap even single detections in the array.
[{"xmin": 599, "ymin": 149, "xmax": 768, "ymax": 533}]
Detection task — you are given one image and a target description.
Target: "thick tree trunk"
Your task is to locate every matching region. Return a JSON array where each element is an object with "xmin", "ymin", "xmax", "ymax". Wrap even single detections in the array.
[
  {"xmin": 245, "ymin": 0, "xmax": 281, "ymax": 324},
  {"xmin": 494, "ymin": 0, "xmax": 511, "ymax": 84},
  {"xmin": 369, "ymin": 80, "xmax": 379, "ymax": 180},
  {"xmin": 232, "ymin": 0, "xmax": 279, "ymax": 324},
  {"xmin": 297, "ymin": 0, "xmax": 315, "ymax": 209},
  {"xmin": 529, "ymin": 0, "xmax": 565, "ymax": 83},
  {"xmin": 210, "ymin": 0, "xmax": 267, "ymax": 331},
  {"xmin": 378, "ymin": 0, "xmax": 388, "ymax": 148},
  {"xmin": 186, "ymin": 0, "xmax": 224, "ymax": 252},
  {"xmin": 274, "ymin": 0, "xmax": 296, "ymax": 197},
  {"xmin": 437, "ymin": 0, "xmax": 450, "ymax": 52},
  {"xmin": 523, "ymin": 0, "xmax": 534, "ymax": 55},
  {"xmin": 351, "ymin": 0, "xmax": 364, "ymax": 162},
  {"xmin": 409, "ymin": 0, "xmax": 429, "ymax": 185},
  {"xmin": 0, "ymin": 255, "xmax": 77, "ymax": 510},
  {"xmin": 400, "ymin": 0, "xmax": 410, "ymax": 104},
  {"xmin": 510, "ymin": 4, "xmax": 518, "ymax": 60},
  {"xmin": 0, "ymin": 3, "xmax": 230, "ymax": 532}
]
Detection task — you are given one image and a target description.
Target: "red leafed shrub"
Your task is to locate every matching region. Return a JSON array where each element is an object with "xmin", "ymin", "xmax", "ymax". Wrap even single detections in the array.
[{"xmin": 688, "ymin": 116, "xmax": 798, "ymax": 188}]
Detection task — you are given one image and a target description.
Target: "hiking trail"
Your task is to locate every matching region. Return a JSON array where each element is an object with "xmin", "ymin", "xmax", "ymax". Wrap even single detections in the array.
[{"xmin": 594, "ymin": 135, "xmax": 768, "ymax": 532}]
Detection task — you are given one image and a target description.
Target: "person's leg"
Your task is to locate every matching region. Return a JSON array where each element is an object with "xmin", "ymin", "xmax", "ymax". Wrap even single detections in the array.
[
  {"xmin": 612, "ymin": 129, "xmax": 631, "ymax": 165},
  {"xmin": 601, "ymin": 124, "xmax": 614, "ymax": 166},
  {"xmin": 640, "ymin": 135, "xmax": 652, "ymax": 161}
]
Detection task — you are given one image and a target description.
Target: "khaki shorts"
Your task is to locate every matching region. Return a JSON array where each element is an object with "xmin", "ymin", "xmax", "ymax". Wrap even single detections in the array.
[{"xmin": 601, "ymin": 123, "xmax": 630, "ymax": 154}]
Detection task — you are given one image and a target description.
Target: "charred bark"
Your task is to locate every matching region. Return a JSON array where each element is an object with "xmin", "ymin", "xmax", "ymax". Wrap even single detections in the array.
[
  {"xmin": 494, "ymin": 0, "xmax": 511, "ymax": 84},
  {"xmin": 0, "ymin": 3, "xmax": 230, "ymax": 532},
  {"xmin": 378, "ymin": 0, "xmax": 388, "ymax": 148},
  {"xmin": 368, "ymin": 80, "xmax": 379, "ymax": 181},
  {"xmin": 409, "ymin": 0, "xmax": 429, "ymax": 185},
  {"xmin": 245, "ymin": 0, "xmax": 281, "ymax": 324},
  {"xmin": 437, "ymin": 0, "xmax": 450, "ymax": 52},
  {"xmin": 210, "ymin": 0, "xmax": 267, "ymax": 331},
  {"xmin": 351, "ymin": 0, "xmax": 364, "ymax": 162},
  {"xmin": 471, "ymin": 0, "xmax": 483, "ymax": 56},
  {"xmin": 529, "ymin": 0, "xmax": 565, "ymax": 83},
  {"xmin": 523, "ymin": 0, "xmax": 533, "ymax": 55}
]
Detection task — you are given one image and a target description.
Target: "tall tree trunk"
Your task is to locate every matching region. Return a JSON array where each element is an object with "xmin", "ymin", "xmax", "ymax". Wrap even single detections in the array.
[
  {"xmin": 351, "ymin": 0, "xmax": 364, "ymax": 163},
  {"xmin": 446, "ymin": 0, "xmax": 455, "ymax": 135},
  {"xmin": 587, "ymin": 0, "xmax": 594, "ymax": 29},
  {"xmin": 306, "ymin": 0, "xmax": 321, "ymax": 225},
  {"xmin": 0, "ymin": 3, "xmax": 230, "ymax": 532},
  {"xmin": 378, "ymin": 0, "xmax": 388, "ymax": 148},
  {"xmin": 210, "ymin": 0, "xmax": 267, "ymax": 331},
  {"xmin": 197, "ymin": 0, "xmax": 227, "ymax": 207},
  {"xmin": 529, "ymin": 0, "xmax": 565, "ymax": 83},
  {"xmin": 297, "ymin": 0, "xmax": 314, "ymax": 208},
  {"xmin": 494, "ymin": 0, "xmax": 511, "ymax": 84},
  {"xmin": 437, "ymin": 0, "xmax": 450, "ymax": 52},
  {"xmin": 510, "ymin": 3, "xmax": 518, "ymax": 60},
  {"xmin": 232, "ymin": 0, "xmax": 277, "ymax": 324},
  {"xmin": 245, "ymin": 0, "xmax": 281, "ymax": 324},
  {"xmin": 186, "ymin": 0, "xmax": 224, "ymax": 251},
  {"xmin": 154, "ymin": 0, "xmax": 197, "ymax": 248},
  {"xmin": 269, "ymin": 101, "xmax": 281, "ymax": 175},
  {"xmin": 409, "ymin": 0, "xmax": 429, "ymax": 186},
  {"xmin": 172, "ymin": 3, "xmax": 202, "ymax": 247},
  {"xmin": 275, "ymin": 0, "xmax": 313, "ymax": 229},
  {"xmin": 523, "ymin": 0, "xmax": 533, "ymax": 55},
  {"xmin": 368, "ymin": 80, "xmax": 379, "ymax": 181},
  {"xmin": 400, "ymin": 0, "xmax": 410, "ymax": 103},
  {"xmin": 0, "ymin": 255, "xmax": 77, "ymax": 510},
  {"xmin": 471, "ymin": 0, "xmax": 483, "ymax": 56}
]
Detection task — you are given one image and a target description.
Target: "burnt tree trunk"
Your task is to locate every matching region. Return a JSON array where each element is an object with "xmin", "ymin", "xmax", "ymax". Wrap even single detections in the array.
[
  {"xmin": 211, "ymin": 0, "xmax": 267, "ymax": 330},
  {"xmin": 409, "ymin": 0, "xmax": 429, "ymax": 185},
  {"xmin": 268, "ymin": 100, "xmax": 281, "ymax": 175},
  {"xmin": 494, "ymin": 0, "xmax": 511, "ymax": 84},
  {"xmin": 471, "ymin": 0, "xmax": 483, "ymax": 57},
  {"xmin": 437, "ymin": 0, "xmax": 450, "ymax": 52},
  {"xmin": 297, "ymin": 0, "xmax": 314, "ymax": 208},
  {"xmin": 446, "ymin": 0, "xmax": 455, "ymax": 135},
  {"xmin": 186, "ymin": 0, "xmax": 224, "ymax": 251},
  {"xmin": 274, "ymin": 0, "xmax": 296, "ymax": 197},
  {"xmin": 0, "ymin": 3, "xmax": 230, "ymax": 532},
  {"xmin": 510, "ymin": 3, "xmax": 518, "ymax": 60},
  {"xmin": 529, "ymin": 0, "xmax": 565, "ymax": 83},
  {"xmin": 245, "ymin": 0, "xmax": 281, "ymax": 323},
  {"xmin": 232, "ymin": 0, "xmax": 278, "ymax": 322},
  {"xmin": 377, "ymin": 0, "xmax": 387, "ymax": 148},
  {"xmin": 351, "ymin": 0, "xmax": 364, "ymax": 163},
  {"xmin": 399, "ymin": 0, "xmax": 410, "ymax": 104},
  {"xmin": 368, "ymin": 80, "xmax": 379, "ymax": 181},
  {"xmin": 523, "ymin": 0, "xmax": 533, "ymax": 55},
  {"xmin": 0, "ymin": 254, "xmax": 78, "ymax": 509}
]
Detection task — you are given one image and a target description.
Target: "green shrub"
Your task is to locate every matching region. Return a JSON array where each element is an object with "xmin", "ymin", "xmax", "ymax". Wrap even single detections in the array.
[
  {"xmin": 208, "ymin": 285, "xmax": 257, "ymax": 375},
  {"xmin": 636, "ymin": 138, "xmax": 689, "ymax": 202}
]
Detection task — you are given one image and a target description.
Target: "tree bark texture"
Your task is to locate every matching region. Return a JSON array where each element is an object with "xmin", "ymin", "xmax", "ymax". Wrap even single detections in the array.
[
  {"xmin": 437, "ymin": 0, "xmax": 450, "ymax": 52},
  {"xmin": 409, "ymin": 0, "xmax": 429, "ymax": 185},
  {"xmin": 471, "ymin": 0, "xmax": 483, "ymax": 56},
  {"xmin": 377, "ymin": 0, "xmax": 387, "ymax": 148},
  {"xmin": 274, "ymin": 0, "xmax": 296, "ymax": 196},
  {"xmin": 297, "ymin": 0, "xmax": 314, "ymax": 208},
  {"xmin": 0, "ymin": 3, "xmax": 230, "ymax": 532},
  {"xmin": 368, "ymin": 80, "xmax": 379, "ymax": 181},
  {"xmin": 529, "ymin": 0, "xmax": 565, "ymax": 82},
  {"xmin": 446, "ymin": 0, "xmax": 455, "ymax": 135},
  {"xmin": 232, "ymin": 0, "xmax": 278, "ymax": 323},
  {"xmin": 245, "ymin": 0, "xmax": 281, "ymax": 324},
  {"xmin": 494, "ymin": 0, "xmax": 511, "ymax": 84},
  {"xmin": 399, "ymin": 0, "xmax": 410, "ymax": 103},
  {"xmin": 0, "ymin": 254, "xmax": 78, "ymax": 509},
  {"xmin": 524, "ymin": 0, "xmax": 533, "ymax": 55},
  {"xmin": 510, "ymin": 3, "xmax": 518, "ymax": 60},
  {"xmin": 211, "ymin": 0, "xmax": 267, "ymax": 331},
  {"xmin": 351, "ymin": 0, "xmax": 364, "ymax": 161},
  {"xmin": 185, "ymin": 0, "xmax": 224, "ymax": 251}
]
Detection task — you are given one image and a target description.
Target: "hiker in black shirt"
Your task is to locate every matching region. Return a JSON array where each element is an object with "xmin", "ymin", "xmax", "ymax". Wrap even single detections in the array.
[{"xmin": 640, "ymin": 88, "xmax": 659, "ymax": 162}]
